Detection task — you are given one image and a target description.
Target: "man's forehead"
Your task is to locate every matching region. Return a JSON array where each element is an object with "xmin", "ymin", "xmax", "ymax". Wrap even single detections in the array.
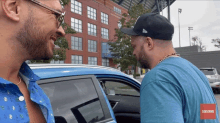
[{"xmin": 40, "ymin": 0, "xmax": 62, "ymax": 12}]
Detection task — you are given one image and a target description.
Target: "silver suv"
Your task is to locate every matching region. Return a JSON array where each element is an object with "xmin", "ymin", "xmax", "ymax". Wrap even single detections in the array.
[{"xmin": 200, "ymin": 68, "xmax": 220, "ymax": 93}]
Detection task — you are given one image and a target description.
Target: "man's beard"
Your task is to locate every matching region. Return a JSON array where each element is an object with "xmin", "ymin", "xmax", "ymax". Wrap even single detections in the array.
[
  {"xmin": 16, "ymin": 14, "xmax": 53, "ymax": 60},
  {"xmin": 138, "ymin": 45, "xmax": 151, "ymax": 69}
]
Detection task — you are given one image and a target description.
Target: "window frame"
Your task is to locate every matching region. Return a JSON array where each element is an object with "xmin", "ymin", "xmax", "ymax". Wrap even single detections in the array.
[
  {"xmin": 87, "ymin": 6, "xmax": 97, "ymax": 20},
  {"xmin": 102, "ymin": 58, "xmax": 109, "ymax": 67},
  {"xmin": 88, "ymin": 23, "xmax": 97, "ymax": 36},
  {"xmin": 101, "ymin": 12, "xmax": 108, "ymax": 25},
  {"xmin": 88, "ymin": 40, "xmax": 97, "ymax": 52},
  {"xmin": 88, "ymin": 57, "xmax": 98, "ymax": 65},
  {"xmin": 50, "ymin": 60, "xmax": 65, "ymax": 64},
  {"xmin": 71, "ymin": 18, "xmax": 82, "ymax": 33},
  {"xmin": 114, "ymin": 6, "xmax": 121, "ymax": 14},
  {"xmin": 101, "ymin": 28, "xmax": 109, "ymax": 39},
  {"xmin": 98, "ymin": 78, "xmax": 140, "ymax": 97},
  {"xmin": 71, "ymin": 55, "xmax": 83, "ymax": 64},
  {"xmin": 37, "ymin": 75, "xmax": 114, "ymax": 123},
  {"xmin": 71, "ymin": 0, "xmax": 82, "ymax": 15},
  {"xmin": 71, "ymin": 36, "xmax": 83, "ymax": 50}
]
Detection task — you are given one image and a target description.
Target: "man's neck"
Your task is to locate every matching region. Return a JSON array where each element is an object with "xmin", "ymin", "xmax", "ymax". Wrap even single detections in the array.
[
  {"xmin": 0, "ymin": 43, "xmax": 26, "ymax": 83},
  {"xmin": 150, "ymin": 48, "xmax": 177, "ymax": 69}
]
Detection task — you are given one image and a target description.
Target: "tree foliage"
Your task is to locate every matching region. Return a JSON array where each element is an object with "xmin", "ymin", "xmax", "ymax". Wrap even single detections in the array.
[
  {"xmin": 211, "ymin": 38, "xmax": 220, "ymax": 48},
  {"xmin": 30, "ymin": 0, "xmax": 76, "ymax": 64},
  {"xmin": 192, "ymin": 36, "xmax": 206, "ymax": 51},
  {"xmin": 108, "ymin": 4, "xmax": 150, "ymax": 78}
]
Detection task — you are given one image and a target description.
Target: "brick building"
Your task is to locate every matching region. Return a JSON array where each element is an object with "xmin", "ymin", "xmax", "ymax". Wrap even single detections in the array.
[
  {"xmin": 52, "ymin": 0, "xmax": 127, "ymax": 68},
  {"xmin": 50, "ymin": 0, "xmax": 175, "ymax": 71}
]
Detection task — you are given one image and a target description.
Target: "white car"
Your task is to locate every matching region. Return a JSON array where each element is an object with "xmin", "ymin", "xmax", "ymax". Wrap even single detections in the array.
[{"xmin": 200, "ymin": 68, "xmax": 220, "ymax": 93}]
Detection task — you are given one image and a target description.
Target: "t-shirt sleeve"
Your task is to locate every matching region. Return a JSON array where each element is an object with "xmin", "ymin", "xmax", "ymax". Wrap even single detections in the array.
[{"xmin": 140, "ymin": 80, "xmax": 184, "ymax": 123}]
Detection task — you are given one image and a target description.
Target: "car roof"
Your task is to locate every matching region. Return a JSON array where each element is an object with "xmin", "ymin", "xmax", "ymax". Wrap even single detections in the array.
[
  {"xmin": 200, "ymin": 68, "xmax": 216, "ymax": 70},
  {"xmin": 29, "ymin": 64, "xmax": 134, "ymax": 80}
]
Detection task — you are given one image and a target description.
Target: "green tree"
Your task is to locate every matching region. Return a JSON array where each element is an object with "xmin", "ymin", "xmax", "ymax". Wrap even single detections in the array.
[
  {"xmin": 30, "ymin": 0, "xmax": 76, "ymax": 64},
  {"xmin": 108, "ymin": 4, "xmax": 150, "ymax": 78},
  {"xmin": 192, "ymin": 36, "xmax": 206, "ymax": 51}
]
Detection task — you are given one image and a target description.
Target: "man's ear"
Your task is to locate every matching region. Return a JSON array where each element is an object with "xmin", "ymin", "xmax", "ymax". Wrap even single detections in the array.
[
  {"xmin": 1, "ymin": 0, "xmax": 20, "ymax": 21},
  {"xmin": 143, "ymin": 37, "xmax": 154, "ymax": 51}
]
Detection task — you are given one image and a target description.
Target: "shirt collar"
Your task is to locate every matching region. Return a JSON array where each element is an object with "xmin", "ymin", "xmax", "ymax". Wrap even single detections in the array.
[{"xmin": 0, "ymin": 62, "xmax": 40, "ymax": 84}]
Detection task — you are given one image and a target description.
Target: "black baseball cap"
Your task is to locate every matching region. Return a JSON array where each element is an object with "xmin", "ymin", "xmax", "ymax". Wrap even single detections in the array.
[{"xmin": 121, "ymin": 13, "xmax": 174, "ymax": 40}]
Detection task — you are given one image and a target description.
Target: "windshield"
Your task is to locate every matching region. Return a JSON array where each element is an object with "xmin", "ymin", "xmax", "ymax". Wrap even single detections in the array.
[{"xmin": 200, "ymin": 69, "xmax": 215, "ymax": 75}]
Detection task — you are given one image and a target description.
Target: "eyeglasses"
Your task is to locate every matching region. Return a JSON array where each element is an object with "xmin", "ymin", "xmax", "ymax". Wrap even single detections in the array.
[{"xmin": 30, "ymin": 0, "xmax": 65, "ymax": 28}]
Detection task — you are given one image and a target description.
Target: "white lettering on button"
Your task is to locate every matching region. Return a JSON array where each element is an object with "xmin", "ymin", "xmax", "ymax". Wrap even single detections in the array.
[{"xmin": 19, "ymin": 96, "xmax": 24, "ymax": 101}]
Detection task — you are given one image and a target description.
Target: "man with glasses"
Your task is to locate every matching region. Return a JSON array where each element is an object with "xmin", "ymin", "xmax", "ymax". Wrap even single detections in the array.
[{"xmin": 0, "ymin": 0, "xmax": 65, "ymax": 122}]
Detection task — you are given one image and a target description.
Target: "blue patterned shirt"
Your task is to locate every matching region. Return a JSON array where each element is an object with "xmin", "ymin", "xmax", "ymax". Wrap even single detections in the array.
[{"xmin": 0, "ymin": 62, "xmax": 55, "ymax": 123}]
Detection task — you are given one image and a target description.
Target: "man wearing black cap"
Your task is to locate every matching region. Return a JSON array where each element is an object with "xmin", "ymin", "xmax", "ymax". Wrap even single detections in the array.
[{"xmin": 121, "ymin": 13, "xmax": 219, "ymax": 123}]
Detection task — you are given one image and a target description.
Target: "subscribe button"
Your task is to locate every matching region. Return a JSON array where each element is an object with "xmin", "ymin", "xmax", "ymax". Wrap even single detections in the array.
[{"xmin": 200, "ymin": 104, "xmax": 216, "ymax": 119}]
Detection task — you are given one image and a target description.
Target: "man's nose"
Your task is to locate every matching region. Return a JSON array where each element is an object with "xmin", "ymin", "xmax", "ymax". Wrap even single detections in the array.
[{"xmin": 57, "ymin": 26, "xmax": 66, "ymax": 37}]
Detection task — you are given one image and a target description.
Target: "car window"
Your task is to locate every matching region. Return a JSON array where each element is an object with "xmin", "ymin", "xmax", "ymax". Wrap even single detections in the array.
[
  {"xmin": 200, "ymin": 69, "xmax": 215, "ymax": 75},
  {"xmin": 40, "ymin": 78, "xmax": 105, "ymax": 123},
  {"xmin": 101, "ymin": 81, "xmax": 140, "ymax": 96},
  {"xmin": 217, "ymin": 69, "xmax": 220, "ymax": 74}
]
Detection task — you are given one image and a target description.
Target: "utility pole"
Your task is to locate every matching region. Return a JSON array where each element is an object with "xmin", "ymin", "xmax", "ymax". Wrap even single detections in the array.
[
  {"xmin": 178, "ymin": 8, "xmax": 182, "ymax": 47},
  {"xmin": 188, "ymin": 27, "xmax": 193, "ymax": 46}
]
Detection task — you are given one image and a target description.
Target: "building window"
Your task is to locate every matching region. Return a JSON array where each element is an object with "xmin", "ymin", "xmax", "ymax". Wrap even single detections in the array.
[
  {"xmin": 71, "ymin": 36, "xmax": 82, "ymax": 50},
  {"xmin": 88, "ymin": 57, "xmax": 97, "ymax": 65},
  {"xmin": 101, "ymin": 28, "xmax": 109, "ymax": 39},
  {"xmin": 71, "ymin": 0, "xmax": 82, "ymax": 15},
  {"xmin": 50, "ymin": 60, "xmax": 64, "ymax": 64},
  {"xmin": 71, "ymin": 18, "xmax": 82, "ymax": 33},
  {"xmin": 87, "ymin": 6, "xmax": 96, "ymax": 20},
  {"xmin": 101, "ymin": 12, "xmax": 108, "ymax": 25},
  {"xmin": 114, "ymin": 6, "xmax": 121, "ymax": 14},
  {"xmin": 71, "ymin": 55, "xmax": 83, "ymax": 64},
  {"xmin": 88, "ymin": 40, "xmax": 97, "ymax": 52},
  {"xmin": 102, "ymin": 58, "xmax": 109, "ymax": 67},
  {"xmin": 88, "ymin": 23, "xmax": 97, "ymax": 36},
  {"xmin": 102, "ymin": 42, "xmax": 110, "ymax": 54}
]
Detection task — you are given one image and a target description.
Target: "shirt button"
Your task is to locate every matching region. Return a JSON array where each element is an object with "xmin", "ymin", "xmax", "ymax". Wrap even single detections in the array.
[
  {"xmin": 19, "ymin": 96, "xmax": 24, "ymax": 101},
  {"xmin": 12, "ymin": 106, "xmax": 15, "ymax": 110},
  {"xmin": 9, "ymin": 114, "xmax": 12, "ymax": 119},
  {"xmin": 4, "ymin": 97, "xmax": 7, "ymax": 102}
]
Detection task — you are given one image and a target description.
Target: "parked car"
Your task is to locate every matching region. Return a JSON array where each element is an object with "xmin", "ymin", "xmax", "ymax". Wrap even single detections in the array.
[
  {"xmin": 200, "ymin": 67, "xmax": 220, "ymax": 93},
  {"xmin": 30, "ymin": 64, "xmax": 141, "ymax": 123}
]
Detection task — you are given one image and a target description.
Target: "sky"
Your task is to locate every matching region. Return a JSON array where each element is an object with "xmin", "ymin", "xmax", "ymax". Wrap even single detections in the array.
[{"xmin": 160, "ymin": 0, "xmax": 220, "ymax": 51}]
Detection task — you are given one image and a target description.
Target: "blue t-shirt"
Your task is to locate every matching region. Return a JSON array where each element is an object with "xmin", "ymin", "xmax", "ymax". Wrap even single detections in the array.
[{"xmin": 141, "ymin": 57, "xmax": 219, "ymax": 123}]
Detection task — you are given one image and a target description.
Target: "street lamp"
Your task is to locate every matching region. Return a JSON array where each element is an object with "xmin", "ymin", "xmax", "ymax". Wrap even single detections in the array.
[
  {"xmin": 188, "ymin": 27, "xmax": 193, "ymax": 46},
  {"xmin": 178, "ymin": 8, "xmax": 182, "ymax": 47}
]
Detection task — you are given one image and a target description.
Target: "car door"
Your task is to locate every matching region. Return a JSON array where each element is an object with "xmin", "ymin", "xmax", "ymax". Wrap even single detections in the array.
[
  {"xmin": 37, "ymin": 75, "xmax": 116, "ymax": 123},
  {"xmin": 98, "ymin": 76, "xmax": 140, "ymax": 123}
]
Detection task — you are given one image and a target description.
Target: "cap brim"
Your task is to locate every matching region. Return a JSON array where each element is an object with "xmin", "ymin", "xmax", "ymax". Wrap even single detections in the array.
[{"xmin": 120, "ymin": 28, "xmax": 138, "ymax": 36}]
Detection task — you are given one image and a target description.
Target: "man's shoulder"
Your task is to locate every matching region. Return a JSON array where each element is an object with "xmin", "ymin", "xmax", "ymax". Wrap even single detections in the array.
[{"xmin": 142, "ymin": 57, "xmax": 196, "ymax": 86}]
